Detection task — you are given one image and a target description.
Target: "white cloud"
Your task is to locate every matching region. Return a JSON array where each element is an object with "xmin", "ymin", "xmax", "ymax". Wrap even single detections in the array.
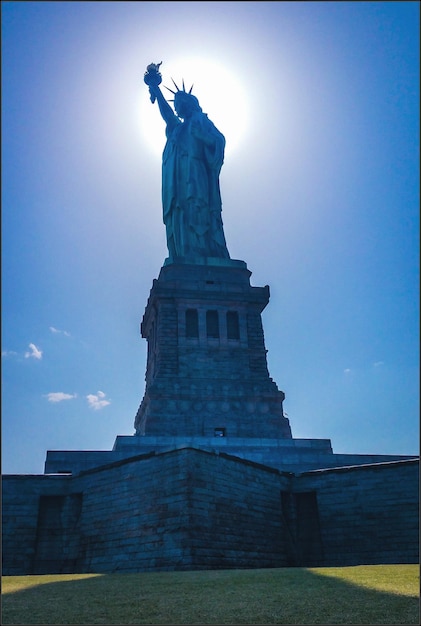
[
  {"xmin": 344, "ymin": 368, "xmax": 352, "ymax": 374},
  {"xmin": 45, "ymin": 392, "xmax": 77, "ymax": 403},
  {"xmin": 373, "ymin": 361, "xmax": 384, "ymax": 368},
  {"xmin": 24, "ymin": 343, "xmax": 43, "ymax": 360},
  {"xmin": 1, "ymin": 350, "xmax": 18, "ymax": 358},
  {"xmin": 49, "ymin": 326, "xmax": 71, "ymax": 337},
  {"xmin": 86, "ymin": 390, "xmax": 111, "ymax": 410}
]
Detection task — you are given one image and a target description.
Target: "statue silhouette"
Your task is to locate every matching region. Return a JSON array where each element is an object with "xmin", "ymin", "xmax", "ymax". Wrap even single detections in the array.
[{"xmin": 144, "ymin": 63, "xmax": 230, "ymax": 262}]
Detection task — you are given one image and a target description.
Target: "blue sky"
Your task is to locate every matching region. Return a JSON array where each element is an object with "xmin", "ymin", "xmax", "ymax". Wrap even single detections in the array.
[{"xmin": 2, "ymin": 1, "xmax": 419, "ymax": 474}]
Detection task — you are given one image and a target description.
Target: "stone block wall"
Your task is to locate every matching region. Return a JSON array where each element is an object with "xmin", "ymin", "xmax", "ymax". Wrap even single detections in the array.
[
  {"xmin": 71, "ymin": 450, "xmax": 195, "ymax": 573},
  {"xmin": 294, "ymin": 459, "xmax": 419, "ymax": 566},
  {"xmin": 181, "ymin": 451, "xmax": 292, "ymax": 569},
  {"xmin": 2, "ymin": 475, "xmax": 72, "ymax": 575},
  {"xmin": 72, "ymin": 448, "xmax": 295, "ymax": 572},
  {"xmin": 2, "ymin": 449, "xmax": 293, "ymax": 574},
  {"xmin": 2, "ymin": 452, "xmax": 418, "ymax": 574}
]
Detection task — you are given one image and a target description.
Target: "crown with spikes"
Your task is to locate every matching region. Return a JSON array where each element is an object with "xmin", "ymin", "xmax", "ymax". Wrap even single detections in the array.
[{"xmin": 165, "ymin": 78, "xmax": 194, "ymax": 102}]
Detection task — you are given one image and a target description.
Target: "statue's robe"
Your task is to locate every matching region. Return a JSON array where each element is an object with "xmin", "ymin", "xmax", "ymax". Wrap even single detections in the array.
[{"xmin": 162, "ymin": 112, "xmax": 230, "ymax": 260}]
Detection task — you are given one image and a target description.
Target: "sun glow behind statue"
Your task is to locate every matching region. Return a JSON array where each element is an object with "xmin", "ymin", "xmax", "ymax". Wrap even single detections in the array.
[{"xmin": 139, "ymin": 57, "xmax": 249, "ymax": 158}]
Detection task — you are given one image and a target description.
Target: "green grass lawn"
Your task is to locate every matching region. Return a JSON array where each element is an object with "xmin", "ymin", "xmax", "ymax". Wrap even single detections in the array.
[{"xmin": 2, "ymin": 564, "xmax": 419, "ymax": 624}]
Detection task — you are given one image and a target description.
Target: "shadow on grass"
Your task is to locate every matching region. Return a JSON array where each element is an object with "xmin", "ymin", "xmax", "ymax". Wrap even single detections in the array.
[{"xmin": 2, "ymin": 566, "xmax": 419, "ymax": 625}]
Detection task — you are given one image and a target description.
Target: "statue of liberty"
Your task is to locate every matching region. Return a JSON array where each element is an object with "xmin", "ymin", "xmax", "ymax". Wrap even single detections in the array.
[{"xmin": 144, "ymin": 62, "xmax": 230, "ymax": 263}]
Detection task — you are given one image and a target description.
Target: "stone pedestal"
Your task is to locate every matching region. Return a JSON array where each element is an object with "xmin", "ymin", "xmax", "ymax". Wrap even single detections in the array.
[{"xmin": 134, "ymin": 259, "xmax": 292, "ymax": 439}]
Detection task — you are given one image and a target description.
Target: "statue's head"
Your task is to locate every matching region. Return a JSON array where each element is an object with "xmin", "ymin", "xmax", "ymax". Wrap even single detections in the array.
[
  {"xmin": 173, "ymin": 91, "xmax": 202, "ymax": 118},
  {"xmin": 165, "ymin": 78, "xmax": 202, "ymax": 119}
]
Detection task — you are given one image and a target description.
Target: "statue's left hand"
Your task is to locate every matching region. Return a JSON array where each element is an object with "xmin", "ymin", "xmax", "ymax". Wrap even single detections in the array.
[
  {"xmin": 190, "ymin": 120, "xmax": 203, "ymax": 139},
  {"xmin": 191, "ymin": 119, "xmax": 213, "ymax": 146}
]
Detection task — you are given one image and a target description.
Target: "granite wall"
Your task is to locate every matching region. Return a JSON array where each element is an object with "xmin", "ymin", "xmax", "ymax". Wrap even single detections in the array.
[
  {"xmin": 293, "ymin": 459, "xmax": 419, "ymax": 566},
  {"xmin": 2, "ymin": 450, "xmax": 418, "ymax": 575}
]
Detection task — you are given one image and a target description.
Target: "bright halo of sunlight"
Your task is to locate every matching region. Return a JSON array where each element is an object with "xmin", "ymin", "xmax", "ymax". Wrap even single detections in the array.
[{"xmin": 139, "ymin": 57, "xmax": 249, "ymax": 158}]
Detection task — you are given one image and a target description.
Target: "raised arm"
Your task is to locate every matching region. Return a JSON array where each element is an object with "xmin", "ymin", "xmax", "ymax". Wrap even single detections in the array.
[{"xmin": 148, "ymin": 82, "xmax": 178, "ymax": 127}]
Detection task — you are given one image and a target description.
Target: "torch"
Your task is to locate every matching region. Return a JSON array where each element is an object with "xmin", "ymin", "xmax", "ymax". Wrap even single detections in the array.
[{"xmin": 144, "ymin": 62, "xmax": 162, "ymax": 103}]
